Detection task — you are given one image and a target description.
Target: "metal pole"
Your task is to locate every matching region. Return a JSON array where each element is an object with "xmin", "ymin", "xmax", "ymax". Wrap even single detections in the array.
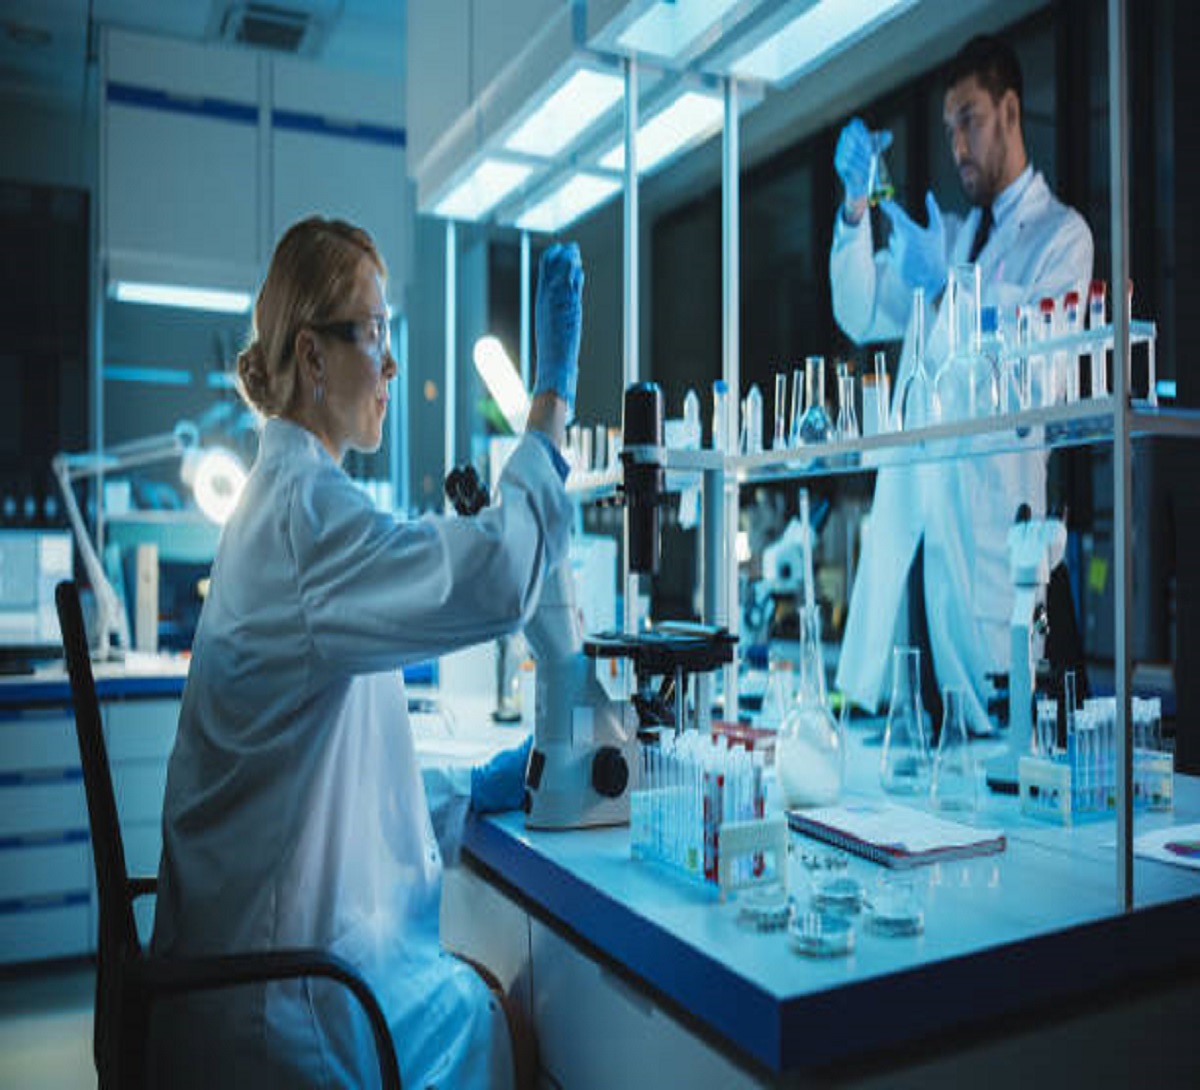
[
  {"xmin": 444, "ymin": 219, "xmax": 457, "ymax": 499},
  {"xmin": 623, "ymin": 56, "xmax": 641, "ymax": 636},
  {"xmin": 721, "ymin": 77, "xmax": 741, "ymax": 720},
  {"xmin": 1108, "ymin": 0, "xmax": 1133, "ymax": 912},
  {"xmin": 520, "ymin": 230, "xmax": 532, "ymax": 389}
]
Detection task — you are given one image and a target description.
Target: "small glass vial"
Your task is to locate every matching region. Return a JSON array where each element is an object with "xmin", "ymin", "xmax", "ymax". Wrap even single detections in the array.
[
  {"xmin": 741, "ymin": 383, "xmax": 763, "ymax": 454},
  {"xmin": 773, "ymin": 371, "xmax": 789, "ymax": 450}
]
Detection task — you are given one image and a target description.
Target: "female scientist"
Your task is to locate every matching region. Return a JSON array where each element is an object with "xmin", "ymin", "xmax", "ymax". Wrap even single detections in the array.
[{"xmin": 148, "ymin": 217, "xmax": 582, "ymax": 1088}]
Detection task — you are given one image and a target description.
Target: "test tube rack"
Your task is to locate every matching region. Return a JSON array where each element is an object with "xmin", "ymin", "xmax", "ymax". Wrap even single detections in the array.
[
  {"xmin": 1018, "ymin": 750, "xmax": 1174, "ymax": 825},
  {"xmin": 630, "ymin": 788, "xmax": 788, "ymax": 898}
]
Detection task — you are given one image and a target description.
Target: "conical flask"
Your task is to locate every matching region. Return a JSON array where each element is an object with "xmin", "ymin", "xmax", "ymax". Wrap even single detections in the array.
[
  {"xmin": 896, "ymin": 288, "xmax": 940, "ymax": 431},
  {"xmin": 930, "ymin": 686, "xmax": 977, "ymax": 812},
  {"xmin": 880, "ymin": 646, "xmax": 931, "ymax": 795},
  {"xmin": 777, "ymin": 605, "xmax": 844, "ymax": 808}
]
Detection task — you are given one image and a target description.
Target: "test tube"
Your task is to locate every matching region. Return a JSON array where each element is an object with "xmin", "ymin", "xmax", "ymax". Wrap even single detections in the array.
[
  {"xmin": 1062, "ymin": 291, "xmax": 1082, "ymax": 402},
  {"xmin": 712, "ymin": 380, "xmax": 730, "ymax": 452},
  {"xmin": 742, "ymin": 383, "xmax": 764, "ymax": 454},
  {"xmin": 874, "ymin": 350, "xmax": 891, "ymax": 434},
  {"xmin": 1063, "ymin": 670, "xmax": 1077, "ymax": 760},
  {"xmin": 1015, "ymin": 305, "xmax": 1033, "ymax": 410},
  {"xmin": 773, "ymin": 372, "xmax": 789, "ymax": 450},
  {"xmin": 836, "ymin": 362, "xmax": 859, "ymax": 441},
  {"xmin": 1087, "ymin": 280, "xmax": 1107, "ymax": 398},
  {"xmin": 1036, "ymin": 699, "xmax": 1057, "ymax": 759},
  {"xmin": 1034, "ymin": 297, "xmax": 1056, "ymax": 406},
  {"xmin": 789, "ymin": 365, "xmax": 806, "ymax": 448}
]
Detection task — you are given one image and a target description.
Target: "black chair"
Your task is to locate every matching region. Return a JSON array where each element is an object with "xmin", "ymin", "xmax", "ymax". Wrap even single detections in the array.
[{"xmin": 55, "ymin": 580, "xmax": 401, "ymax": 1089}]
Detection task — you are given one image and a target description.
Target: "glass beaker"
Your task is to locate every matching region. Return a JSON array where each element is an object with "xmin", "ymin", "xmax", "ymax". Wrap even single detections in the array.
[
  {"xmin": 880, "ymin": 646, "xmax": 931, "ymax": 795},
  {"xmin": 895, "ymin": 288, "xmax": 940, "ymax": 431},
  {"xmin": 777, "ymin": 605, "xmax": 844, "ymax": 808},
  {"xmin": 867, "ymin": 131, "xmax": 894, "ymax": 206},
  {"xmin": 930, "ymin": 687, "xmax": 977, "ymax": 812}
]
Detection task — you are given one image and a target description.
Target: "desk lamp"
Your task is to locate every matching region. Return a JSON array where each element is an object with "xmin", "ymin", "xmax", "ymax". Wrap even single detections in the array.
[{"xmin": 51, "ymin": 421, "xmax": 247, "ymax": 660}]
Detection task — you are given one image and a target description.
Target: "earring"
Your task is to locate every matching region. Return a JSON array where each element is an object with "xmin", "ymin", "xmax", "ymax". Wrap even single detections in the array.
[{"xmin": 314, "ymin": 382, "xmax": 325, "ymax": 405}]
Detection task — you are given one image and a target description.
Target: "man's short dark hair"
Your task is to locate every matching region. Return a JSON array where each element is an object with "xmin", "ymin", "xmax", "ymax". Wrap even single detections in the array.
[{"xmin": 944, "ymin": 34, "xmax": 1023, "ymax": 106}]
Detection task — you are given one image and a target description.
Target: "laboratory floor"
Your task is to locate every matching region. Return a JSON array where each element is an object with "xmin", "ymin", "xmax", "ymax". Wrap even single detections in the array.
[{"xmin": 0, "ymin": 960, "xmax": 95, "ymax": 1089}]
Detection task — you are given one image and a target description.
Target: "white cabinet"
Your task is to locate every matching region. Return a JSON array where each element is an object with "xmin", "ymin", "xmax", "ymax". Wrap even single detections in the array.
[
  {"xmin": 0, "ymin": 693, "xmax": 181, "ymax": 964},
  {"xmin": 270, "ymin": 58, "xmax": 409, "ymax": 307},
  {"xmin": 101, "ymin": 28, "xmax": 410, "ymax": 304},
  {"xmin": 440, "ymin": 861, "xmax": 760, "ymax": 1089},
  {"xmin": 102, "ymin": 28, "xmax": 262, "ymax": 294}
]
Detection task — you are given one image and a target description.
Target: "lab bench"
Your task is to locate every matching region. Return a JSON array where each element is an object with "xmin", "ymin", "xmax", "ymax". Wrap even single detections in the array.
[{"xmin": 442, "ymin": 727, "xmax": 1200, "ymax": 1088}]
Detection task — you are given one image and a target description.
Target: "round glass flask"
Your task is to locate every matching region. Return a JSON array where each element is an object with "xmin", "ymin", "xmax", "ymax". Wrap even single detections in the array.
[{"xmin": 776, "ymin": 605, "xmax": 844, "ymax": 808}]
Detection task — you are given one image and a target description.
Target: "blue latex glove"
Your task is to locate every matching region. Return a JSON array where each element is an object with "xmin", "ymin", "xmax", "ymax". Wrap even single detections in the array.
[
  {"xmin": 835, "ymin": 118, "xmax": 891, "ymax": 205},
  {"xmin": 470, "ymin": 735, "xmax": 533, "ymax": 814},
  {"xmin": 882, "ymin": 191, "xmax": 948, "ymax": 300},
  {"xmin": 534, "ymin": 242, "xmax": 584, "ymax": 412}
]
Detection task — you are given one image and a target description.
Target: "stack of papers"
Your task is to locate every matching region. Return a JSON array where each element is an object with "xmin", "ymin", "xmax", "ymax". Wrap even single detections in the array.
[{"xmin": 787, "ymin": 801, "xmax": 1006, "ymax": 869}]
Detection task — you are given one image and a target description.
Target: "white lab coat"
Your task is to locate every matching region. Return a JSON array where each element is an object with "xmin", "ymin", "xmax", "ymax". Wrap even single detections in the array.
[
  {"xmin": 832, "ymin": 169, "xmax": 1093, "ymax": 730},
  {"xmin": 148, "ymin": 417, "xmax": 571, "ymax": 1089}
]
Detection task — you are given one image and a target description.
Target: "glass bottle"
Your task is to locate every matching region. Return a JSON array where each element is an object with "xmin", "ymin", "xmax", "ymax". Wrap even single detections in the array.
[
  {"xmin": 880, "ymin": 646, "xmax": 931, "ymax": 795},
  {"xmin": 979, "ymin": 305, "xmax": 1008, "ymax": 414},
  {"xmin": 799, "ymin": 356, "xmax": 833, "ymax": 444},
  {"xmin": 896, "ymin": 288, "xmax": 940, "ymax": 431},
  {"xmin": 777, "ymin": 605, "xmax": 844, "ymax": 808},
  {"xmin": 835, "ymin": 362, "xmax": 859, "ymax": 441},
  {"xmin": 741, "ymin": 383, "xmax": 763, "ymax": 454},
  {"xmin": 933, "ymin": 263, "xmax": 981, "ymax": 422},
  {"xmin": 930, "ymin": 686, "xmax": 977, "ymax": 812}
]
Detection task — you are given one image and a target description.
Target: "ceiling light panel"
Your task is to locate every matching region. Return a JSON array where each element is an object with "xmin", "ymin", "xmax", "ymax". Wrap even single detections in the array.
[
  {"xmin": 616, "ymin": 0, "xmax": 745, "ymax": 61},
  {"xmin": 503, "ymin": 67, "xmax": 624, "ymax": 159},
  {"xmin": 727, "ymin": 0, "xmax": 914, "ymax": 85},
  {"xmin": 433, "ymin": 158, "xmax": 534, "ymax": 221},
  {"xmin": 600, "ymin": 91, "xmax": 724, "ymax": 175},
  {"xmin": 515, "ymin": 173, "xmax": 622, "ymax": 234}
]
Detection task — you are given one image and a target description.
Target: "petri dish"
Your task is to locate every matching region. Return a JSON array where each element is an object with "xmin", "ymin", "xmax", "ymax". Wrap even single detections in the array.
[
  {"xmin": 811, "ymin": 873, "xmax": 866, "ymax": 916},
  {"xmin": 736, "ymin": 885, "xmax": 793, "ymax": 933},
  {"xmin": 864, "ymin": 876, "xmax": 925, "ymax": 937},
  {"xmin": 787, "ymin": 911, "xmax": 855, "ymax": 958}
]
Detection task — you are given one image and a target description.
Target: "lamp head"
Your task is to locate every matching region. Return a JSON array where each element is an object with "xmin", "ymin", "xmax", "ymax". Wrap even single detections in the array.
[{"xmin": 181, "ymin": 446, "xmax": 247, "ymax": 525}]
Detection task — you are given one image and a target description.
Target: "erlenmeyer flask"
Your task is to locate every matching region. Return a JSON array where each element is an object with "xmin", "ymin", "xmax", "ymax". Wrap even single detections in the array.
[
  {"xmin": 798, "ymin": 356, "xmax": 833, "ymax": 444},
  {"xmin": 777, "ymin": 605, "xmax": 844, "ymax": 808},
  {"xmin": 880, "ymin": 646, "xmax": 931, "ymax": 795},
  {"xmin": 933, "ymin": 263, "xmax": 981, "ymax": 422},
  {"xmin": 930, "ymin": 686, "xmax": 977, "ymax": 812},
  {"xmin": 895, "ymin": 288, "xmax": 940, "ymax": 431},
  {"xmin": 867, "ymin": 131, "xmax": 894, "ymax": 206},
  {"xmin": 759, "ymin": 654, "xmax": 794, "ymax": 731}
]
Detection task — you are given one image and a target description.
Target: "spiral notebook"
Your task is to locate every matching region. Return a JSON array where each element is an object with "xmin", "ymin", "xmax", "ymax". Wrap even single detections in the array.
[{"xmin": 787, "ymin": 801, "xmax": 1006, "ymax": 869}]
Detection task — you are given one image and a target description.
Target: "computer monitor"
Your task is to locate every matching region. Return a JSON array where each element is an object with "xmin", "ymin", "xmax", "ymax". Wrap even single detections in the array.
[{"xmin": 0, "ymin": 529, "xmax": 73, "ymax": 666}]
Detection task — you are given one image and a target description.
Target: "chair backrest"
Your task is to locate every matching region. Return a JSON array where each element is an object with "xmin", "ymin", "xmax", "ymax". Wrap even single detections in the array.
[{"xmin": 56, "ymin": 580, "xmax": 144, "ymax": 1083}]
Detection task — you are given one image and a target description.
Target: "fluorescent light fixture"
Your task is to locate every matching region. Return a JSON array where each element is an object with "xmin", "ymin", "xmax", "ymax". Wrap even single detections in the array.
[
  {"xmin": 515, "ymin": 173, "xmax": 621, "ymax": 234},
  {"xmin": 504, "ymin": 67, "xmax": 624, "ymax": 158},
  {"xmin": 599, "ymin": 90, "xmax": 724, "ymax": 175},
  {"xmin": 727, "ymin": 0, "xmax": 913, "ymax": 84},
  {"xmin": 617, "ymin": 0, "xmax": 743, "ymax": 60},
  {"xmin": 473, "ymin": 336, "xmax": 529, "ymax": 433},
  {"xmin": 111, "ymin": 280, "xmax": 252, "ymax": 314},
  {"xmin": 434, "ymin": 157, "xmax": 535, "ymax": 221}
]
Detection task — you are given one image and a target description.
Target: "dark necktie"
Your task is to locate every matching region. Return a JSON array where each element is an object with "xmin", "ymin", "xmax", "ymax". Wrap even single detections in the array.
[{"xmin": 968, "ymin": 205, "xmax": 994, "ymax": 263}]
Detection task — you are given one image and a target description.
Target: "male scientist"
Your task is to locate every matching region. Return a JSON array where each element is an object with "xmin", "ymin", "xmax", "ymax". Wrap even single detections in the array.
[{"xmin": 832, "ymin": 34, "xmax": 1093, "ymax": 732}]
